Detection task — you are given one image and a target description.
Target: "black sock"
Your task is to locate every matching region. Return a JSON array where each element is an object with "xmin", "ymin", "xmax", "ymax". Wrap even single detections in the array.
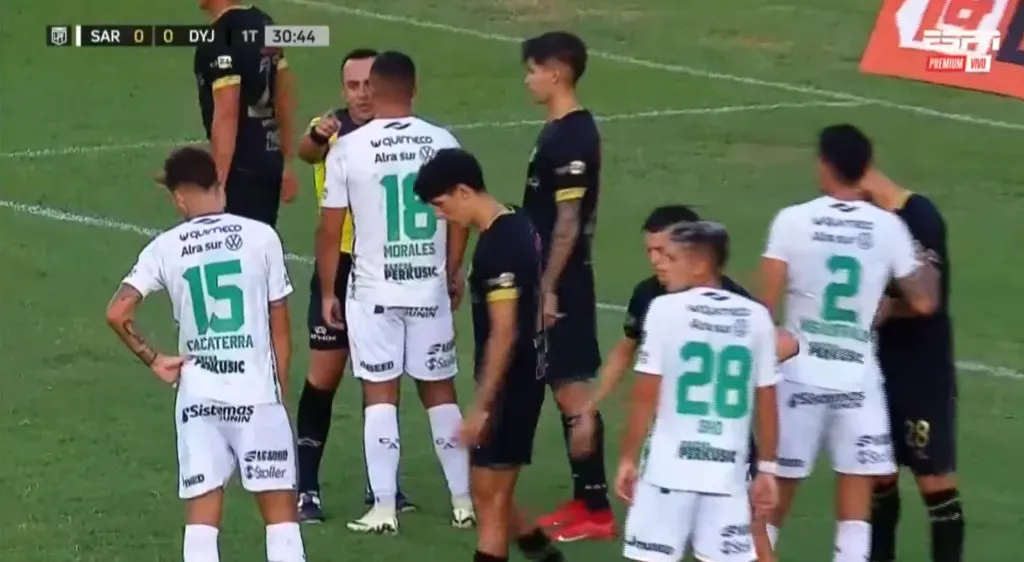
[
  {"xmin": 473, "ymin": 550, "xmax": 507, "ymax": 562},
  {"xmin": 515, "ymin": 528, "xmax": 564, "ymax": 561},
  {"xmin": 561, "ymin": 412, "xmax": 610, "ymax": 511},
  {"xmin": 559, "ymin": 414, "xmax": 584, "ymax": 500},
  {"xmin": 924, "ymin": 488, "xmax": 964, "ymax": 562},
  {"xmin": 296, "ymin": 380, "xmax": 337, "ymax": 493},
  {"xmin": 870, "ymin": 481, "xmax": 900, "ymax": 562}
]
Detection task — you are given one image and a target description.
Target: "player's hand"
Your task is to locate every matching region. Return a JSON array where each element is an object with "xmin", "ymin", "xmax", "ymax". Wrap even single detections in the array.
[
  {"xmin": 280, "ymin": 164, "xmax": 298, "ymax": 204},
  {"xmin": 315, "ymin": 113, "xmax": 341, "ymax": 138},
  {"xmin": 542, "ymin": 291, "xmax": 563, "ymax": 328},
  {"xmin": 150, "ymin": 354, "xmax": 185, "ymax": 386},
  {"xmin": 458, "ymin": 407, "xmax": 489, "ymax": 448},
  {"xmin": 448, "ymin": 269, "xmax": 465, "ymax": 311},
  {"xmin": 569, "ymin": 408, "xmax": 596, "ymax": 459},
  {"xmin": 614, "ymin": 457, "xmax": 638, "ymax": 504},
  {"xmin": 322, "ymin": 295, "xmax": 345, "ymax": 331},
  {"xmin": 750, "ymin": 472, "xmax": 779, "ymax": 520}
]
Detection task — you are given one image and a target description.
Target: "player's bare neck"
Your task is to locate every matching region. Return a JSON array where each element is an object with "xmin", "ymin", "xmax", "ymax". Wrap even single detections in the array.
[
  {"xmin": 182, "ymin": 193, "xmax": 225, "ymax": 220},
  {"xmin": 546, "ymin": 92, "xmax": 582, "ymax": 122},
  {"xmin": 208, "ymin": 1, "xmax": 242, "ymax": 22},
  {"xmin": 373, "ymin": 103, "xmax": 412, "ymax": 120},
  {"xmin": 828, "ymin": 186, "xmax": 862, "ymax": 202},
  {"xmin": 863, "ymin": 170, "xmax": 910, "ymax": 210}
]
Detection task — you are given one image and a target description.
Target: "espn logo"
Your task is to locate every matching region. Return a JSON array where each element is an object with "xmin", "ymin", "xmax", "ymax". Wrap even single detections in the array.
[{"xmin": 926, "ymin": 54, "xmax": 993, "ymax": 72}]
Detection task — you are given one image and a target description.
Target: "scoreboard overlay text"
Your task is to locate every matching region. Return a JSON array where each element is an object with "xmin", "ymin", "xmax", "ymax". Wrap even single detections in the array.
[{"xmin": 47, "ymin": 25, "xmax": 263, "ymax": 47}]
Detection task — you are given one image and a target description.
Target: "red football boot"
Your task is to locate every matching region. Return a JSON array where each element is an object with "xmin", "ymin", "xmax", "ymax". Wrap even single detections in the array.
[
  {"xmin": 549, "ymin": 507, "xmax": 616, "ymax": 542},
  {"xmin": 535, "ymin": 500, "xmax": 587, "ymax": 529}
]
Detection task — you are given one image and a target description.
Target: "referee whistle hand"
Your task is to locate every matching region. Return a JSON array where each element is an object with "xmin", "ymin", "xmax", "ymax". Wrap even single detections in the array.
[
  {"xmin": 315, "ymin": 114, "xmax": 341, "ymax": 138},
  {"xmin": 322, "ymin": 296, "xmax": 345, "ymax": 331},
  {"xmin": 615, "ymin": 458, "xmax": 638, "ymax": 504}
]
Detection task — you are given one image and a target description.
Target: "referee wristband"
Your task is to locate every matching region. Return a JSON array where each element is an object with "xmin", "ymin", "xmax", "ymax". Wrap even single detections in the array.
[
  {"xmin": 757, "ymin": 461, "xmax": 779, "ymax": 475},
  {"xmin": 308, "ymin": 127, "xmax": 329, "ymax": 146}
]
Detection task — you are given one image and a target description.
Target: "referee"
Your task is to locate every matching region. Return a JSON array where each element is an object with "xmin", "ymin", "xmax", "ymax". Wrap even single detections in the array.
[{"xmin": 195, "ymin": 0, "xmax": 296, "ymax": 226}]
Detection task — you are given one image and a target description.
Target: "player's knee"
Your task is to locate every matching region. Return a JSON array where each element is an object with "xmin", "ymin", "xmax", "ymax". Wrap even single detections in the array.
[
  {"xmin": 362, "ymin": 378, "xmax": 401, "ymax": 406},
  {"xmin": 415, "ymin": 378, "xmax": 458, "ymax": 408},
  {"xmin": 306, "ymin": 350, "xmax": 347, "ymax": 390},
  {"xmin": 915, "ymin": 473, "xmax": 956, "ymax": 495},
  {"xmin": 834, "ymin": 474, "xmax": 876, "ymax": 520},
  {"xmin": 184, "ymin": 488, "xmax": 225, "ymax": 527},
  {"xmin": 874, "ymin": 473, "xmax": 898, "ymax": 489},
  {"xmin": 552, "ymin": 379, "xmax": 591, "ymax": 413}
]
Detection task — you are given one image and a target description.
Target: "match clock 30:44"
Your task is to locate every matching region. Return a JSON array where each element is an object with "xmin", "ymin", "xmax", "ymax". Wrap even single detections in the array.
[{"xmin": 264, "ymin": 25, "xmax": 329, "ymax": 47}]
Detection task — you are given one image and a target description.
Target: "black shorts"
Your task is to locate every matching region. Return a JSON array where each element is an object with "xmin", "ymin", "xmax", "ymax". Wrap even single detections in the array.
[
  {"xmin": 545, "ymin": 270, "xmax": 600, "ymax": 386},
  {"xmin": 224, "ymin": 164, "xmax": 282, "ymax": 227},
  {"xmin": 307, "ymin": 253, "xmax": 353, "ymax": 351},
  {"xmin": 881, "ymin": 357, "xmax": 958, "ymax": 475},
  {"xmin": 470, "ymin": 370, "xmax": 546, "ymax": 468}
]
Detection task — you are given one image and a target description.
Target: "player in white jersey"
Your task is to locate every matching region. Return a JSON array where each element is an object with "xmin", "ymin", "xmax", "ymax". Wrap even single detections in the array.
[
  {"xmin": 617, "ymin": 221, "xmax": 781, "ymax": 562},
  {"xmin": 104, "ymin": 148, "xmax": 305, "ymax": 562},
  {"xmin": 759, "ymin": 125, "xmax": 939, "ymax": 562},
  {"xmin": 314, "ymin": 51, "xmax": 473, "ymax": 534}
]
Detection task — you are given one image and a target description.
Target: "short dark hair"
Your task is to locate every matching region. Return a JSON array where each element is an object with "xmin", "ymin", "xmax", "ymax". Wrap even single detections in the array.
[
  {"xmin": 370, "ymin": 50, "xmax": 416, "ymax": 94},
  {"xmin": 521, "ymin": 31, "xmax": 588, "ymax": 82},
  {"xmin": 668, "ymin": 221, "xmax": 730, "ymax": 269},
  {"xmin": 158, "ymin": 147, "xmax": 217, "ymax": 192},
  {"xmin": 413, "ymin": 148, "xmax": 486, "ymax": 202},
  {"xmin": 642, "ymin": 205, "xmax": 701, "ymax": 232},
  {"xmin": 818, "ymin": 124, "xmax": 873, "ymax": 185},
  {"xmin": 340, "ymin": 47, "xmax": 378, "ymax": 73}
]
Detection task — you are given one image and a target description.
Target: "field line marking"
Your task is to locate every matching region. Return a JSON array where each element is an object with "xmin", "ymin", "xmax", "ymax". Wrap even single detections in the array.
[
  {"xmin": 279, "ymin": 0, "xmax": 1024, "ymax": 132},
  {"xmin": 0, "ymin": 101, "xmax": 859, "ymax": 160},
  {"xmin": 2, "ymin": 199, "xmax": 1021, "ymax": 381}
]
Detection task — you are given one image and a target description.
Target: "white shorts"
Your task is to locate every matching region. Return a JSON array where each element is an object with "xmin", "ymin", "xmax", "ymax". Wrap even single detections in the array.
[
  {"xmin": 623, "ymin": 481, "xmax": 755, "ymax": 562},
  {"xmin": 345, "ymin": 298, "xmax": 458, "ymax": 382},
  {"xmin": 777, "ymin": 378, "xmax": 896, "ymax": 478},
  {"xmin": 175, "ymin": 391, "xmax": 296, "ymax": 499}
]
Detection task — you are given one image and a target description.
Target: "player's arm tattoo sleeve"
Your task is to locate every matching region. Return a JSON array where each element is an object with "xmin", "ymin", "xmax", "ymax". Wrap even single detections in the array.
[
  {"xmin": 105, "ymin": 284, "xmax": 158, "ymax": 366},
  {"xmin": 476, "ymin": 262, "xmax": 520, "ymax": 411},
  {"xmin": 541, "ymin": 199, "xmax": 581, "ymax": 293},
  {"xmin": 893, "ymin": 216, "xmax": 940, "ymax": 316}
]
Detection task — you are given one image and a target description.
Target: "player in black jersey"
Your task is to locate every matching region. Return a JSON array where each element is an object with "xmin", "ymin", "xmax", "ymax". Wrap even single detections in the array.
[
  {"xmin": 862, "ymin": 171, "xmax": 963, "ymax": 562},
  {"xmin": 518, "ymin": 31, "xmax": 612, "ymax": 541},
  {"xmin": 573, "ymin": 204, "xmax": 796, "ymax": 562},
  {"xmin": 413, "ymin": 148, "xmax": 565, "ymax": 562},
  {"xmin": 195, "ymin": 0, "xmax": 296, "ymax": 227}
]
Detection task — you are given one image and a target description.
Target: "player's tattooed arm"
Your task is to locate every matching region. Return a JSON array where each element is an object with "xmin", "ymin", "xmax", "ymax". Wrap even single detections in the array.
[
  {"xmin": 895, "ymin": 261, "xmax": 940, "ymax": 316},
  {"xmin": 541, "ymin": 199, "xmax": 582, "ymax": 293},
  {"xmin": 105, "ymin": 284, "xmax": 158, "ymax": 366}
]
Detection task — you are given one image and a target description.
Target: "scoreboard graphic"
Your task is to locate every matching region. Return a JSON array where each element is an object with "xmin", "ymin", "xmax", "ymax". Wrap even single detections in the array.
[{"xmin": 46, "ymin": 24, "xmax": 329, "ymax": 47}]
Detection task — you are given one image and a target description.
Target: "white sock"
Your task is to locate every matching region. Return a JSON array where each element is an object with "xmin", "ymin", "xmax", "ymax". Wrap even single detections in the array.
[
  {"xmin": 183, "ymin": 524, "xmax": 219, "ymax": 562},
  {"xmin": 766, "ymin": 523, "xmax": 780, "ymax": 548},
  {"xmin": 266, "ymin": 522, "xmax": 306, "ymax": 562},
  {"xmin": 834, "ymin": 520, "xmax": 871, "ymax": 562},
  {"xmin": 427, "ymin": 403, "xmax": 470, "ymax": 500},
  {"xmin": 364, "ymin": 403, "xmax": 400, "ymax": 511}
]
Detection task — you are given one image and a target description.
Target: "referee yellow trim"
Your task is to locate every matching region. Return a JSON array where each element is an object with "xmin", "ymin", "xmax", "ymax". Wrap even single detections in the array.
[
  {"xmin": 277, "ymin": 58, "xmax": 289, "ymax": 70},
  {"xmin": 487, "ymin": 288, "xmax": 519, "ymax": 302},
  {"xmin": 212, "ymin": 75, "xmax": 241, "ymax": 91},
  {"xmin": 555, "ymin": 187, "xmax": 586, "ymax": 202}
]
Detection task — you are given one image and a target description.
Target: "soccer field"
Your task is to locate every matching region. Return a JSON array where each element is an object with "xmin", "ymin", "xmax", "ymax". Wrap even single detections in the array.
[{"xmin": 2, "ymin": 0, "xmax": 1024, "ymax": 560}]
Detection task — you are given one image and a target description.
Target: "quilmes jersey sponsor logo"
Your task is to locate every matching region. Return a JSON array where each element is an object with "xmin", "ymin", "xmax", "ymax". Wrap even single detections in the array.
[
  {"xmin": 179, "ymin": 223, "xmax": 242, "ymax": 241},
  {"xmin": 384, "ymin": 263, "xmax": 439, "ymax": 281},
  {"xmin": 678, "ymin": 440, "xmax": 738, "ymax": 463},
  {"xmin": 370, "ymin": 135, "xmax": 433, "ymax": 148},
  {"xmin": 180, "ymin": 404, "xmax": 255, "ymax": 424},
  {"xmin": 787, "ymin": 391, "xmax": 865, "ymax": 409},
  {"xmin": 193, "ymin": 355, "xmax": 246, "ymax": 375}
]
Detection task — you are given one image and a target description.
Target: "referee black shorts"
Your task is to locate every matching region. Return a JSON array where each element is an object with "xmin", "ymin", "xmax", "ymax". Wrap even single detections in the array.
[{"xmin": 307, "ymin": 253, "xmax": 352, "ymax": 351}]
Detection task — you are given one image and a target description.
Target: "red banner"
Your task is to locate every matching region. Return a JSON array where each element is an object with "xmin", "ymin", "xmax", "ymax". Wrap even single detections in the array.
[{"xmin": 860, "ymin": 0, "xmax": 1024, "ymax": 100}]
